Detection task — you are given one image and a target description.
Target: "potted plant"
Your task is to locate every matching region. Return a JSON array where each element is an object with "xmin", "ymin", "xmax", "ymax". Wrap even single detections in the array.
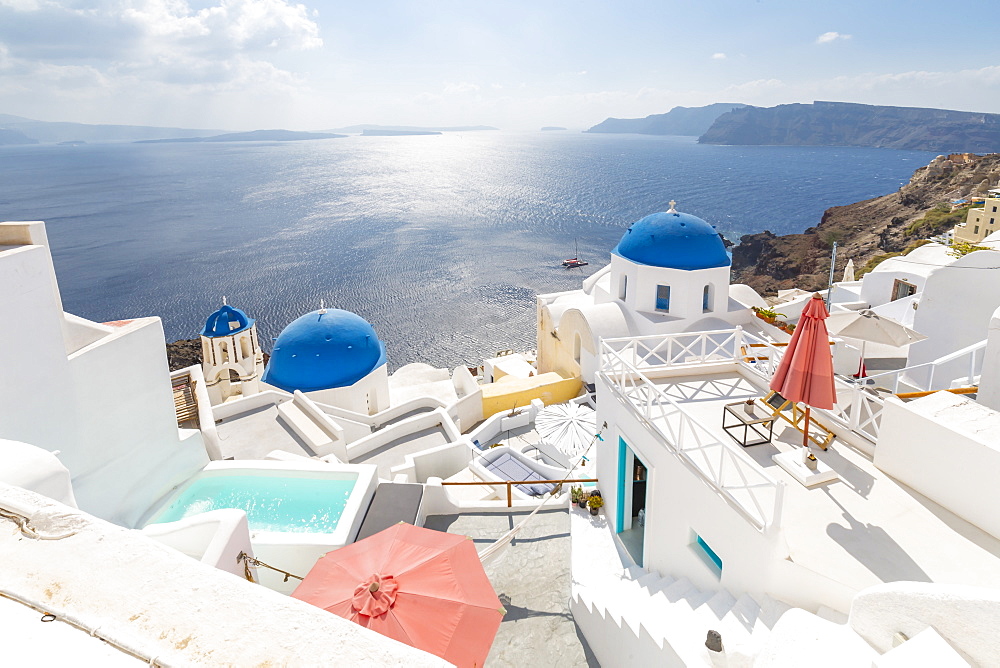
[
  {"xmin": 570, "ymin": 486, "xmax": 582, "ymax": 505},
  {"xmin": 577, "ymin": 489, "xmax": 589, "ymax": 509},
  {"xmin": 587, "ymin": 494, "xmax": 604, "ymax": 516},
  {"xmin": 752, "ymin": 306, "xmax": 785, "ymax": 324}
]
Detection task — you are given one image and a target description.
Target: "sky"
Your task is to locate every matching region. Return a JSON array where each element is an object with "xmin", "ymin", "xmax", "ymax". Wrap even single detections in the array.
[{"xmin": 0, "ymin": 0, "xmax": 998, "ymax": 131}]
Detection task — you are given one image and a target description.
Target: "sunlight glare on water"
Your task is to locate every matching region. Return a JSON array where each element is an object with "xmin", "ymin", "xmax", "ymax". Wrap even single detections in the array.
[{"xmin": 0, "ymin": 133, "xmax": 932, "ymax": 369}]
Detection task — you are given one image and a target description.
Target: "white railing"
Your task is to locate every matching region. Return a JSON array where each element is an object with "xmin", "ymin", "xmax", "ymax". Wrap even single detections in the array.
[
  {"xmin": 861, "ymin": 339, "xmax": 987, "ymax": 395},
  {"xmin": 601, "ymin": 327, "xmax": 895, "ymax": 449},
  {"xmin": 599, "ymin": 334, "xmax": 784, "ymax": 532}
]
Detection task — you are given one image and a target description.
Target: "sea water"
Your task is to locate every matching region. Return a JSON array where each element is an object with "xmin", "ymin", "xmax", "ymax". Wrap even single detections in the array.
[
  {"xmin": 150, "ymin": 473, "xmax": 357, "ymax": 533},
  {"xmin": 0, "ymin": 132, "xmax": 934, "ymax": 368}
]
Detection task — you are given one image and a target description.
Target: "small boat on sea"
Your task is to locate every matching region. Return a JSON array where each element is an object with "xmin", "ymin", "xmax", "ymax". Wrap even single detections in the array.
[{"xmin": 562, "ymin": 240, "xmax": 588, "ymax": 268}]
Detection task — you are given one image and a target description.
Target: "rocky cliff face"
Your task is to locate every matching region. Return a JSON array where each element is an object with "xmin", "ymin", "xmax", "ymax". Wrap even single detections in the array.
[
  {"xmin": 700, "ymin": 101, "xmax": 1000, "ymax": 152},
  {"xmin": 731, "ymin": 153, "xmax": 1000, "ymax": 295},
  {"xmin": 586, "ymin": 103, "xmax": 746, "ymax": 136}
]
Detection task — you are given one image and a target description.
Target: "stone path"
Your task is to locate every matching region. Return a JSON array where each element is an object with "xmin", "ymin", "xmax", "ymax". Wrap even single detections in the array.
[{"xmin": 424, "ymin": 509, "xmax": 599, "ymax": 668}]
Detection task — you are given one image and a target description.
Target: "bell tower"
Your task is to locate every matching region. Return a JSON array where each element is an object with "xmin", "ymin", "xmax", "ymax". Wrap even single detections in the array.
[{"xmin": 200, "ymin": 298, "xmax": 264, "ymax": 405}]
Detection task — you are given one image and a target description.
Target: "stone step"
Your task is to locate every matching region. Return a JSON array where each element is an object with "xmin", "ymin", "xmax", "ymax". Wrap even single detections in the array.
[
  {"xmin": 725, "ymin": 593, "xmax": 762, "ymax": 636},
  {"xmin": 661, "ymin": 576, "xmax": 696, "ymax": 603},
  {"xmin": 698, "ymin": 589, "xmax": 738, "ymax": 622},
  {"xmin": 756, "ymin": 594, "xmax": 793, "ymax": 631}
]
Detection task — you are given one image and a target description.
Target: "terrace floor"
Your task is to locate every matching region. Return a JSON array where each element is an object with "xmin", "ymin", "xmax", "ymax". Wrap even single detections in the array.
[
  {"xmin": 352, "ymin": 425, "xmax": 451, "ymax": 480},
  {"xmin": 214, "ymin": 405, "xmax": 313, "ymax": 459},
  {"xmin": 424, "ymin": 509, "xmax": 598, "ymax": 668},
  {"xmin": 619, "ymin": 369, "xmax": 1000, "ymax": 593}
]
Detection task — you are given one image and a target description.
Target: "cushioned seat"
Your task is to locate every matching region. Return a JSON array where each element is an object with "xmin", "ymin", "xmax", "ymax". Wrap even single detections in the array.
[{"xmin": 485, "ymin": 453, "xmax": 554, "ymax": 496}]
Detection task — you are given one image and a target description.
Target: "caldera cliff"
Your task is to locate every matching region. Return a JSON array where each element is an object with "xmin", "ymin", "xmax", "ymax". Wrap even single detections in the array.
[{"xmin": 731, "ymin": 153, "xmax": 1000, "ymax": 295}]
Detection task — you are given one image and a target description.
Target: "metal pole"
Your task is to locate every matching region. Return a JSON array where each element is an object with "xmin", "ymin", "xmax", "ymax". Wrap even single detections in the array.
[{"xmin": 825, "ymin": 241, "xmax": 838, "ymax": 309}]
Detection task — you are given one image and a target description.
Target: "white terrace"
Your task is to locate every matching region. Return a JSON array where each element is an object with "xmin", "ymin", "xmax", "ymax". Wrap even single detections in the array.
[{"xmin": 597, "ymin": 328, "xmax": 1000, "ymax": 609}]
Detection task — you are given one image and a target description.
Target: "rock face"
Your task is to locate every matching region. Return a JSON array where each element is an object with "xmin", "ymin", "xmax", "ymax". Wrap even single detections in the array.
[
  {"xmin": 700, "ymin": 101, "xmax": 1000, "ymax": 152},
  {"xmin": 586, "ymin": 103, "xmax": 746, "ymax": 136},
  {"xmin": 731, "ymin": 153, "xmax": 1000, "ymax": 295},
  {"xmin": 166, "ymin": 339, "xmax": 202, "ymax": 372}
]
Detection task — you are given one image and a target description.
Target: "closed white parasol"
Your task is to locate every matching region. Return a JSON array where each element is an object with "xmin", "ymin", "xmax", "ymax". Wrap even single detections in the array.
[{"xmin": 534, "ymin": 402, "xmax": 597, "ymax": 457}]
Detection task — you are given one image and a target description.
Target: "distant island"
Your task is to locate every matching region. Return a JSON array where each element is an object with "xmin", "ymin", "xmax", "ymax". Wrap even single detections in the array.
[
  {"xmin": 699, "ymin": 101, "xmax": 1000, "ymax": 152},
  {"xmin": 0, "ymin": 128, "xmax": 38, "ymax": 145},
  {"xmin": 330, "ymin": 124, "xmax": 498, "ymax": 134},
  {"xmin": 361, "ymin": 129, "xmax": 442, "ymax": 137},
  {"xmin": 585, "ymin": 103, "xmax": 746, "ymax": 136},
  {"xmin": 136, "ymin": 130, "xmax": 345, "ymax": 144},
  {"xmin": 57, "ymin": 140, "xmax": 86, "ymax": 146},
  {"xmin": 541, "ymin": 126, "xmax": 567, "ymax": 131},
  {"xmin": 0, "ymin": 113, "xmax": 223, "ymax": 144}
]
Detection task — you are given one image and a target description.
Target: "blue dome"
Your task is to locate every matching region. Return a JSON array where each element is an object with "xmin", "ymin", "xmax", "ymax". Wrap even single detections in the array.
[
  {"xmin": 613, "ymin": 210, "xmax": 731, "ymax": 270},
  {"xmin": 201, "ymin": 304, "xmax": 254, "ymax": 338},
  {"xmin": 262, "ymin": 309, "xmax": 387, "ymax": 393}
]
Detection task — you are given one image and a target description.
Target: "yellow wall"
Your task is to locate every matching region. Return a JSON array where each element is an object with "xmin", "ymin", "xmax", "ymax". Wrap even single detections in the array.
[
  {"xmin": 480, "ymin": 371, "xmax": 582, "ymax": 418},
  {"xmin": 957, "ymin": 198, "xmax": 1000, "ymax": 243}
]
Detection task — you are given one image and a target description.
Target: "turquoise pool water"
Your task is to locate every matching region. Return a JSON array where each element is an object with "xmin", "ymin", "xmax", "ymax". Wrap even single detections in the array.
[{"xmin": 151, "ymin": 474, "xmax": 357, "ymax": 533}]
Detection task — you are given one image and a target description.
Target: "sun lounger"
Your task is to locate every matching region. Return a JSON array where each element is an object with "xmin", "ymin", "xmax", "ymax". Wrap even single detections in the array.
[{"xmin": 757, "ymin": 391, "xmax": 836, "ymax": 450}]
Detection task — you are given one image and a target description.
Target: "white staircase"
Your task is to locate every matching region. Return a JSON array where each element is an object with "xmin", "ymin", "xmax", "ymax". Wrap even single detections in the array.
[{"xmin": 570, "ymin": 564, "xmax": 793, "ymax": 667}]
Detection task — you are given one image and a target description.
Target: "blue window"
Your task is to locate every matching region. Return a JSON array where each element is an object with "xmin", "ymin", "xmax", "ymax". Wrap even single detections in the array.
[
  {"xmin": 655, "ymin": 285, "xmax": 670, "ymax": 312},
  {"xmin": 702, "ymin": 285, "xmax": 712, "ymax": 312},
  {"xmin": 695, "ymin": 534, "xmax": 723, "ymax": 575}
]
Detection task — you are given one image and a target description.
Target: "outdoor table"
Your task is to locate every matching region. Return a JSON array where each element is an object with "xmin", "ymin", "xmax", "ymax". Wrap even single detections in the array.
[{"xmin": 722, "ymin": 401, "xmax": 776, "ymax": 447}]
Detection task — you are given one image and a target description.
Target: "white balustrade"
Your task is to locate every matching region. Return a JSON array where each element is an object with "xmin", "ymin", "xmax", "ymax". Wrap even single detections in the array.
[{"xmin": 599, "ymin": 333, "xmax": 784, "ymax": 532}]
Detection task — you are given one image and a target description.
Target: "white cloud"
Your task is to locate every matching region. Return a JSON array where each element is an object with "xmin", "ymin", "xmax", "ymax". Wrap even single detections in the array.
[
  {"xmin": 442, "ymin": 81, "xmax": 479, "ymax": 94},
  {"xmin": 578, "ymin": 70, "xmax": 587, "ymax": 75},
  {"xmin": 711, "ymin": 53, "xmax": 726, "ymax": 60},
  {"xmin": 816, "ymin": 31, "xmax": 851, "ymax": 44}
]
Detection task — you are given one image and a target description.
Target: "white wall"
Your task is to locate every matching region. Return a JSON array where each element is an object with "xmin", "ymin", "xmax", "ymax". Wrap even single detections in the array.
[
  {"xmin": 906, "ymin": 250, "xmax": 1000, "ymax": 378},
  {"xmin": 875, "ymin": 392, "xmax": 1000, "ymax": 540},
  {"xmin": 978, "ymin": 306, "xmax": 1000, "ymax": 410},
  {"xmin": 304, "ymin": 364, "xmax": 390, "ymax": 415},
  {"xmin": 0, "ymin": 223, "xmax": 208, "ymax": 527},
  {"xmin": 850, "ymin": 582, "xmax": 1000, "ymax": 666},
  {"xmin": 0, "ymin": 483, "xmax": 449, "ymax": 667}
]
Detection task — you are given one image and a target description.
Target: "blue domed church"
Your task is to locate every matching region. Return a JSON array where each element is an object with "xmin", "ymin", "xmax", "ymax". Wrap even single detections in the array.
[
  {"xmin": 537, "ymin": 203, "xmax": 765, "ymax": 383},
  {"xmin": 261, "ymin": 308, "xmax": 390, "ymax": 415}
]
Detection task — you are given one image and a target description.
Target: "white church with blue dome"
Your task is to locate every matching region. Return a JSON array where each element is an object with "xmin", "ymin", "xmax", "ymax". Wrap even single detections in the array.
[
  {"xmin": 261, "ymin": 307, "xmax": 390, "ymax": 415},
  {"xmin": 537, "ymin": 203, "xmax": 766, "ymax": 383}
]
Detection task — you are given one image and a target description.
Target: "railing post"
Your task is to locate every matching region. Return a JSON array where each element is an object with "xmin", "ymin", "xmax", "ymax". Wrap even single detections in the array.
[
  {"xmin": 850, "ymin": 386, "xmax": 863, "ymax": 431},
  {"xmin": 507, "ymin": 482, "xmax": 512, "ymax": 508},
  {"xmin": 969, "ymin": 348, "xmax": 977, "ymax": 385},
  {"xmin": 771, "ymin": 481, "xmax": 785, "ymax": 530}
]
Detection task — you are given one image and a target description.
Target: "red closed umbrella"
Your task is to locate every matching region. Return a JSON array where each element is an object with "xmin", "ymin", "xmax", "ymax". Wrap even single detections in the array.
[
  {"xmin": 769, "ymin": 294, "xmax": 837, "ymax": 448},
  {"xmin": 291, "ymin": 523, "xmax": 505, "ymax": 667}
]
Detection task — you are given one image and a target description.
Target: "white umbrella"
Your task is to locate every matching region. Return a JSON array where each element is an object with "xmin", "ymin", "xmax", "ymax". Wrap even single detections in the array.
[
  {"xmin": 842, "ymin": 258, "xmax": 856, "ymax": 282},
  {"xmin": 534, "ymin": 403, "xmax": 597, "ymax": 457},
  {"xmin": 826, "ymin": 309, "xmax": 927, "ymax": 376}
]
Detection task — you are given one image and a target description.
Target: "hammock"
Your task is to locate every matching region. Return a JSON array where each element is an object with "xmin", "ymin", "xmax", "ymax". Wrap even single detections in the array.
[{"xmin": 477, "ymin": 421, "xmax": 605, "ymax": 565}]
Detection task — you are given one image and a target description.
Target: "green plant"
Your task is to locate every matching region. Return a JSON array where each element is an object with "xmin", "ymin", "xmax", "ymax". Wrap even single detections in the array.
[
  {"xmin": 904, "ymin": 202, "xmax": 979, "ymax": 237},
  {"xmin": 752, "ymin": 306, "xmax": 786, "ymax": 320},
  {"xmin": 570, "ymin": 486, "xmax": 582, "ymax": 503},
  {"xmin": 948, "ymin": 241, "xmax": 995, "ymax": 258},
  {"xmin": 587, "ymin": 495, "xmax": 604, "ymax": 510}
]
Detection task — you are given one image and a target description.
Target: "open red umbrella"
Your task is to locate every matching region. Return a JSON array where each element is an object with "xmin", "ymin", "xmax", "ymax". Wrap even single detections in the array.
[
  {"xmin": 769, "ymin": 293, "xmax": 837, "ymax": 449},
  {"xmin": 291, "ymin": 523, "xmax": 505, "ymax": 667}
]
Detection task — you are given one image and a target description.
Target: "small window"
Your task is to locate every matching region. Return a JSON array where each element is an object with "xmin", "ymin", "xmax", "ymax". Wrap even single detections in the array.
[
  {"xmin": 619, "ymin": 275, "xmax": 627, "ymax": 301},
  {"xmin": 693, "ymin": 533, "xmax": 722, "ymax": 577},
  {"xmin": 891, "ymin": 279, "xmax": 917, "ymax": 301},
  {"xmin": 975, "ymin": 226, "xmax": 980, "ymax": 235},
  {"xmin": 991, "ymin": 218, "xmax": 996, "ymax": 225},
  {"xmin": 702, "ymin": 285, "xmax": 712, "ymax": 313},
  {"xmin": 993, "ymin": 206, "xmax": 997, "ymax": 212},
  {"xmin": 655, "ymin": 285, "xmax": 671, "ymax": 312},
  {"xmin": 573, "ymin": 333, "xmax": 582, "ymax": 365}
]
